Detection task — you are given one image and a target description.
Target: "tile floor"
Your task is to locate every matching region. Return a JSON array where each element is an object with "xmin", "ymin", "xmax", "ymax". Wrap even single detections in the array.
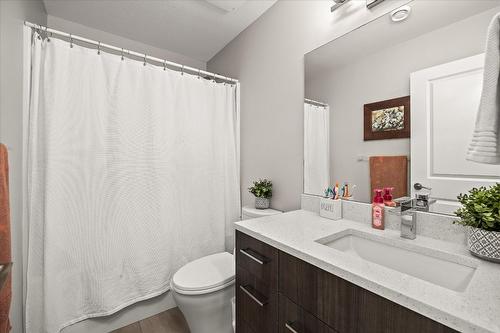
[{"xmin": 112, "ymin": 307, "xmax": 190, "ymax": 333}]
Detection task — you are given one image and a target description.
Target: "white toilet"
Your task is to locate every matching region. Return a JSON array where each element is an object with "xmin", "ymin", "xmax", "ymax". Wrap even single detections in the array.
[
  {"xmin": 241, "ymin": 205, "xmax": 281, "ymax": 220},
  {"xmin": 171, "ymin": 206, "xmax": 282, "ymax": 333}
]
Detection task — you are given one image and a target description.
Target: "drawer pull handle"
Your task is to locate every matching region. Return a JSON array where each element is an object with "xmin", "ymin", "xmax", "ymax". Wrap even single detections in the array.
[
  {"xmin": 240, "ymin": 248, "xmax": 267, "ymax": 265},
  {"xmin": 285, "ymin": 321, "xmax": 299, "ymax": 333},
  {"xmin": 239, "ymin": 285, "xmax": 267, "ymax": 307}
]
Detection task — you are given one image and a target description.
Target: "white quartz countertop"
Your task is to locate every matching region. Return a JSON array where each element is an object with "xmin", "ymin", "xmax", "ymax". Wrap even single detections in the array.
[{"xmin": 235, "ymin": 210, "xmax": 500, "ymax": 333}]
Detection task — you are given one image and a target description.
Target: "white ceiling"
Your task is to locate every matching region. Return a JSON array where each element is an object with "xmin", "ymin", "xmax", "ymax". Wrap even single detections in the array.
[
  {"xmin": 306, "ymin": 0, "xmax": 500, "ymax": 80},
  {"xmin": 43, "ymin": 0, "xmax": 277, "ymax": 62}
]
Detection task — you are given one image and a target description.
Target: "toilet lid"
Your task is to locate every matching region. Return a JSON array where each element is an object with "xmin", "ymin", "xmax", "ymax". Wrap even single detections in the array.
[{"xmin": 172, "ymin": 252, "xmax": 235, "ymax": 293}]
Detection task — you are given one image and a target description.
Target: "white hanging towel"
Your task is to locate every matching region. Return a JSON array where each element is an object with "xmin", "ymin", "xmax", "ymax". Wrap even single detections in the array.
[{"xmin": 467, "ymin": 13, "xmax": 500, "ymax": 164}]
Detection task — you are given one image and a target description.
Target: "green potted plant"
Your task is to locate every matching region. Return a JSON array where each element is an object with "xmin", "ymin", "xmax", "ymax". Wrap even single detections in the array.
[
  {"xmin": 454, "ymin": 183, "xmax": 500, "ymax": 262},
  {"xmin": 249, "ymin": 179, "xmax": 273, "ymax": 209}
]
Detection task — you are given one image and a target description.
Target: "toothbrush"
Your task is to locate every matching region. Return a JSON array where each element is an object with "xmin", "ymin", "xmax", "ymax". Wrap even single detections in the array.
[{"xmin": 334, "ymin": 183, "xmax": 339, "ymax": 199}]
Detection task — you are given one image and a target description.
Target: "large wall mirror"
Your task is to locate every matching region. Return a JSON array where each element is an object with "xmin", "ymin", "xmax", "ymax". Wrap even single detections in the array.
[{"xmin": 304, "ymin": 0, "xmax": 500, "ymax": 215}]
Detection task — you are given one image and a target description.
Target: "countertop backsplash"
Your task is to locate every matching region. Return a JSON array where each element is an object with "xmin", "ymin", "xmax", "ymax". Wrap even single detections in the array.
[{"xmin": 301, "ymin": 194, "xmax": 466, "ymax": 245}]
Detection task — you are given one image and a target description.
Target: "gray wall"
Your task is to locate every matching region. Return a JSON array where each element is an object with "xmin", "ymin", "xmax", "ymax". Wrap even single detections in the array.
[
  {"xmin": 207, "ymin": 0, "xmax": 409, "ymax": 211},
  {"xmin": 0, "ymin": 2, "xmax": 47, "ymax": 332},
  {"xmin": 306, "ymin": 7, "xmax": 498, "ymax": 203},
  {"xmin": 47, "ymin": 15, "xmax": 206, "ymax": 70}
]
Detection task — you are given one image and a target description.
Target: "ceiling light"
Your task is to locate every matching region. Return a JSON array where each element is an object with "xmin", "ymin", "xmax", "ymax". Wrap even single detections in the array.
[
  {"xmin": 331, "ymin": 0, "xmax": 351, "ymax": 12},
  {"xmin": 390, "ymin": 5, "xmax": 411, "ymax": 22}
]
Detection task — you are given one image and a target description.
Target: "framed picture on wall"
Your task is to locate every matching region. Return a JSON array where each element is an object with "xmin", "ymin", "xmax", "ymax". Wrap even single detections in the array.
[{"xmin": 363, "ymin": 96, "xmax": 410, "ymax": 140}]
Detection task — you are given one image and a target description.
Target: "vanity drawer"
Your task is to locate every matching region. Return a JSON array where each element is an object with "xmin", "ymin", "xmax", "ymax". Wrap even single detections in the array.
[
  {"xmin": 279, "ymin": 294, "xmax": 337, "ymax": 333},
  {"xmin": 236, "ymin": 230, "xmax": 278, "ymax": 290},
  {"xmin": 236, "ymin": 265, "xmax": 278, "ymax": 333}
]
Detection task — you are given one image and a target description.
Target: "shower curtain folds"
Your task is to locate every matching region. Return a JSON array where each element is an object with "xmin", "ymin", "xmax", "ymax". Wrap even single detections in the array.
[{"xmin": 25, "ymin": 31, "xmax": 240, "ymax": 333}]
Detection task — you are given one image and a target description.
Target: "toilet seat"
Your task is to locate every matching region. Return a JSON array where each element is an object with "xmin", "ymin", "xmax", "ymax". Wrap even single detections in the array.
[{"xmin": 171, "ymin": 252, "xmax": 235, "ymax": 295}]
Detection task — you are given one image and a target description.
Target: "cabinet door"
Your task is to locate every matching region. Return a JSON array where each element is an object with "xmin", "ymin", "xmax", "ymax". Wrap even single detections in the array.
[
  {"xmin": 279, "ymin": 251, "xmax": 457, "ymax": 333},
  {"xmin": 236, "ymin": 318, "xmax": 257, "ymax": 333},
  {"xmin": 279, "ymin": 294, "xmax": 337, "ymax": 333},
  {"xmin": 357, "ymin": 288, "xmax": 457, "ymax": 333},
  {"xmin": 280, "ymin": 251, "xmax": 358, "ymax": 332}
]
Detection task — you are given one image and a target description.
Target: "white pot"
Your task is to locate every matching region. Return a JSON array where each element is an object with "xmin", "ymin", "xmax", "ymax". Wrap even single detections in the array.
[
  {"xmin": 255, "ymin": 197, "xmax": 270, "ymax": 209},
  {"xmin": 468, "ymin": 226, "xmax": 500, "ymax": 263}
]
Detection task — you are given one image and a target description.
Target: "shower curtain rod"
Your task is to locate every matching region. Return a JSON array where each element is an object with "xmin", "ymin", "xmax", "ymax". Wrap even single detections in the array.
[
  {"xmin": 24, "ymin": 21, "xmax": 239, "ymax": 84},
  {"xmin": 304, "ymin": 98, "xmax": 328, "ymax": 107}
]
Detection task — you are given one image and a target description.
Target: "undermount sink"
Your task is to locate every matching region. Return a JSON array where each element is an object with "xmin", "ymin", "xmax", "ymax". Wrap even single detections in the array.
[{"xmin": 316, "ymin": 229, "xmax": 477, "ymax": 292}]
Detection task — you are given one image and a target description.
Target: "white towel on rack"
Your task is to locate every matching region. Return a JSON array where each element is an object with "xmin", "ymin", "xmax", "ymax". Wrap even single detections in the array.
[{"xmin": 467, "ymin": 13, "xmax": 500, "ymax": 164}]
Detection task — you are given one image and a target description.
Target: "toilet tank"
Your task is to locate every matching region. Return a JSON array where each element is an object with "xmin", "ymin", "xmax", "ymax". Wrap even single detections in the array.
[{"xmin": 241, "ymin": 206, "xmax": 282, "ymax": 220}]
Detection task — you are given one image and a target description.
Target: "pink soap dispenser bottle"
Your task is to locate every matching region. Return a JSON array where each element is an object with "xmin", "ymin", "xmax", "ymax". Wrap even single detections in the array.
[{"xmin": 372, "ymin": 189, "xmax": 385, "ymax": 230}]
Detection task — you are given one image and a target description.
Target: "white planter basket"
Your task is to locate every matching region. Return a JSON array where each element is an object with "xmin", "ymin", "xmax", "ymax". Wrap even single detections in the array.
[
  {"xmin": 255, "ymin": 197, "xmax": 270, "ymax": 209},
  {"xmin": 468, "ymin": 226, "xmax": 500, "ymax": 263}
]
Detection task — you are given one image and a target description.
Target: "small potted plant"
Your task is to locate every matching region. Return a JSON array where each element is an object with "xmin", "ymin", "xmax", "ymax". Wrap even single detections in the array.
[
  {"xmin": 249, "ymin": 179, "xmax": 272, "ymax": 209},
  {"xmin": 454, "ymin": 183, "xmax": 500, "ymax": 263}
]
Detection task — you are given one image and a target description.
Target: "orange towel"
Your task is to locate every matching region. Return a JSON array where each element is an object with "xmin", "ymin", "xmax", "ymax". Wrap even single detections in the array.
[
  {"xmin": 0, "ymin": 144, "xmax": 11, "ymax": 333},
  {"xmin": 369, "ymin": 156, "xmax": 408, "ymax": 201}
]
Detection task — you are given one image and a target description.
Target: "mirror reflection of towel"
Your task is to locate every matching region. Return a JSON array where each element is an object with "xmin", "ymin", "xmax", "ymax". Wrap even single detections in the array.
[
  {"xmin": 0, "ymin": 144, "xmax": 11, "ymax": 333},
  {"xmin": 467, "ymin": 13, "xmax": 500, "ymax": 164},
  {"xmin": 369, "ymin": 156, "xmax": 408, "ymax": 201}
]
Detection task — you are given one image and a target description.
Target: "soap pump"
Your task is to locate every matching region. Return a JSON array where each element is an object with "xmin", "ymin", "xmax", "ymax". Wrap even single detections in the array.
[
  {"xmin": 383, "ymin": 187, "xmax": 396, "ymax": 207},
  {"xmin": 372, "ymin": 189, "xmax": 385, "ymax": 230}
]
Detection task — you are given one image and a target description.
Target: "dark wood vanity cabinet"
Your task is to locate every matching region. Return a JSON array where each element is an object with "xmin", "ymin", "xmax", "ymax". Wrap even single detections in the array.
[{"xmin": 236, "ymin": 231, "xmax": 457, "ymax": 333}]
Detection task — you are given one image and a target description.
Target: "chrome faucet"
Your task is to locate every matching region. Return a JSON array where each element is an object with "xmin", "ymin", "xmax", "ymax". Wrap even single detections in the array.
[
  {"xmin": 400, "ymin": 210, "xmax": 417, "ymax": 240},
  {"xmin": 394, "ymin": 197, "xmax": 417, "ymax": 240}
]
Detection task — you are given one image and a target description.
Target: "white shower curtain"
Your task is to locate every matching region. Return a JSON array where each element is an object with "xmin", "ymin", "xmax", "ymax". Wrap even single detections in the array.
[
  {"xmin": 304, "ymin": 102, "xmax": 329, "ymax": 195},
  {"xmin": 25, "ymin": 32, "xmax": 240, "ymax": 332}
]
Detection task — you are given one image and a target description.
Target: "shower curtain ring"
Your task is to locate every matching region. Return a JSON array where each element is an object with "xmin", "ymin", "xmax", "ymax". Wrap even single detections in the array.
[
  {"xmin": 163, "ymin": 59, "xmax": 167, "ymax": 71},
  {"xmin": 181, "ymin": 65, "xmax": 184, "ymax": 76},
  {"xmin": 69, "ymin": 34, "xmax": 73, "ymax": 48},
  {"xmin": 97, "ymin": 42, "xmax": 101, "ymax": 55},
  {"xmin": 143, "ymin": 54, "xmax": 147, "ymax": 66},
  {"xmin": 121, "ymin": 48, "xmax": 124, "ymax": 61},
  {"xmin": 45, "ymin": 26, "xmax": 50, "ymax": 42},
  {"xmin": 197, "ymin": 69, "xmax": 201, "ymax": 79}
]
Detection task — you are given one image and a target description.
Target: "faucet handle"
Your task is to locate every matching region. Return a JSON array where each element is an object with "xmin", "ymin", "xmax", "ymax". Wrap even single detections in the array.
[
  {"xmin": 414, "ymin": 183, "xmax": 432, "ymax": 191},
  {"xmin": 388, "ymin": 197, "xmax": 414, "ymax": 216},
  {"xmin": 395, "ymin": 196, "xmax": 414, "ymax": 210}
]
